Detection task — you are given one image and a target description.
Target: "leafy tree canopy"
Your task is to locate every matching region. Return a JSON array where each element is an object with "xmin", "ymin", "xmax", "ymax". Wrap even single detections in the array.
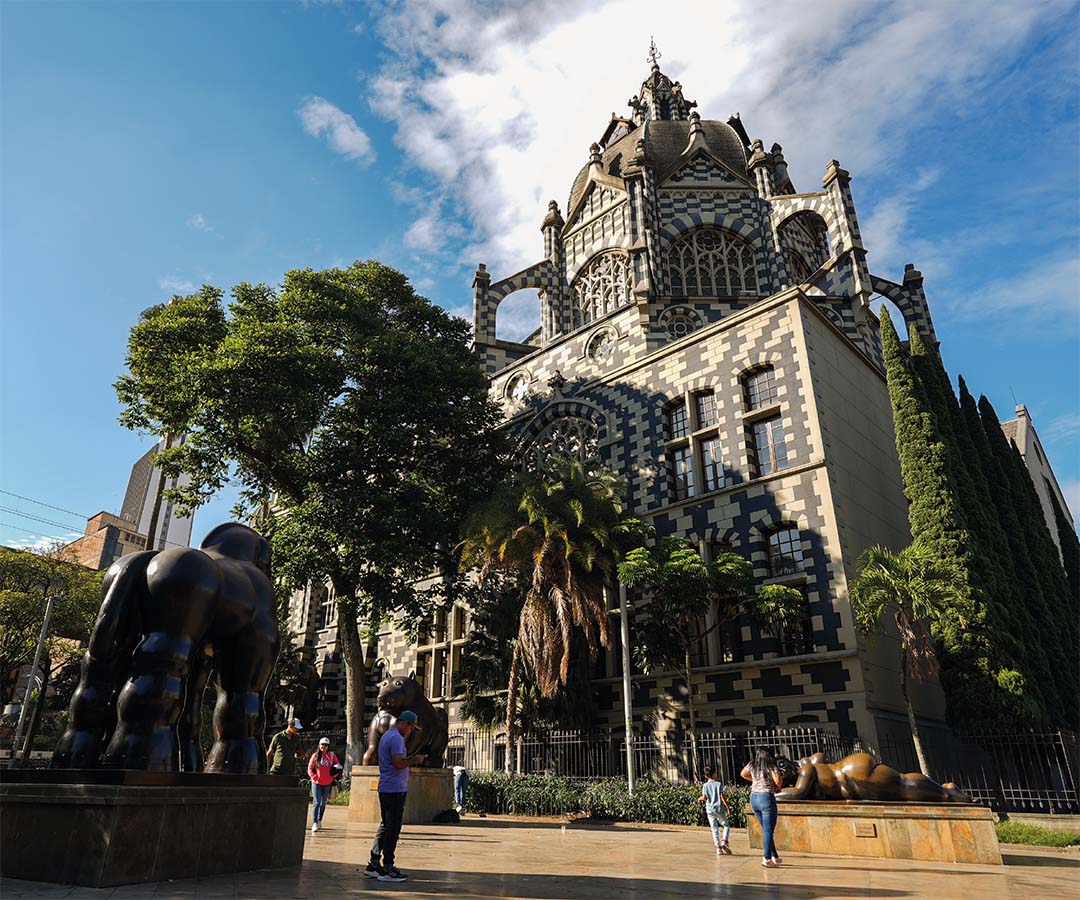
[
  {"xmin": 116, "ymin": 261, "xmax": 509, "ymax": 762},
  {"xmin": 0, "ymin": 545, "xmax": 103, "ymax": 703}
]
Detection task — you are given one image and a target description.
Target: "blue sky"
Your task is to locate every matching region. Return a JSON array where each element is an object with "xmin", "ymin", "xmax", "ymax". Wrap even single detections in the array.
[{"xmin": 2, "ymin": 0, "xmax": 1078, "ymax": 550}]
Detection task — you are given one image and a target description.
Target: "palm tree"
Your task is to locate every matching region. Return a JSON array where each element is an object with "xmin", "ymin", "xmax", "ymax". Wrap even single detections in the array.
[
  {"xmin": 460, "ymin": 455, "xmax": 647, "ymax": 773},
  {"xmin": 850, "ymin": 544, "xmax": 965, "ymax": 777},
  {"xmin": 619, "ymin": 538, "xmax": 804, "ymax": 781}
]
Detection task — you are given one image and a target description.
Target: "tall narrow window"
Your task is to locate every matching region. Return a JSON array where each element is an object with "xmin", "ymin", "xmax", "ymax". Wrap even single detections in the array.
[
  {"xmin": 745, "ymin": 367, "xmax": 778, "ymax": 410},
  {"xmin": 752, "ymin": 416, "xmax": 789, "ymax": 476},
  {"xmin": 671, "ymin": 445, "xmax": 695, "ymax": 500},
  {"xmin": 768, "ymin": 526, "xmax": 804, "ymax": 576},
  {"xmin": 666, "ymin": 399, "xmax": 689, "ymax": 440},
  {"xmin": 689, "ymin": 615, "xmax": 710, "ymax": 667},
  {"xmin": 701, "ymin": 435, "xmax": 725, "ymax": 492},
  {"xmin": 695, "ymin": 390, "xmax": 718, "ymax": 428}
]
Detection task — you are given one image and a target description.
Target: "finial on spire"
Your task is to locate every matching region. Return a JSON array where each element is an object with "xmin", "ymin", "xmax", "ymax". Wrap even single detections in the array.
[
  {"xmin": 647, "ymin": 37, "xmax": 661, "ymax": 68},
  {"xmin": 589, "ymin": 142, "xmax": 602, "ymax": 167}
]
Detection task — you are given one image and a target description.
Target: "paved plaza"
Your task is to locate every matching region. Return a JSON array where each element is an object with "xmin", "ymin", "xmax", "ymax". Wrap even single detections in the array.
[{"xmin": 2, "ymin": 807, "xmax": 1078, "ymax": 899}]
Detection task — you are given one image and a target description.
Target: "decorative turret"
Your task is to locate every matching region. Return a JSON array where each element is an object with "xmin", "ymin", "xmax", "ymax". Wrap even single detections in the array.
[
  {"xmin": 748, "ymin": 138, "xmax": 775, "ymax": 197},
  {"xmin": 771, "ymin": 143, "xmax": 792, "ymax": 194},
  {"xmin": 628, "ymin": 39, "xmax": 697, "ymax": 124}
]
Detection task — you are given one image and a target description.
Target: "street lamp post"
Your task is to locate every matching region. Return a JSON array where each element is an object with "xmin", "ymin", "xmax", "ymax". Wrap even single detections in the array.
[
  {"xmin": 11, "ymin": 594, "xmax": 56, "ymax": 767},
  {"xmin": 618, "ymin": 580, "xmax": 635, "ymax": 793}
]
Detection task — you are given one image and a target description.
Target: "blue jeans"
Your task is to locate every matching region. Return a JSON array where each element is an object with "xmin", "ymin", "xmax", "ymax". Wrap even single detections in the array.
[
  {"xmin": 312, "ymin": 782, "xmax": 331, "ymax": 823},
  {"xmin": 707, "ymin": 810, "xmax": 730, "ymax": 846},
  {"xmin": 454, "ymin": 771, "xmax": 469, "ymax": 808},
  {"xmin": 750, "ymin": 791, "xmax": 778, "ymax": 859}
]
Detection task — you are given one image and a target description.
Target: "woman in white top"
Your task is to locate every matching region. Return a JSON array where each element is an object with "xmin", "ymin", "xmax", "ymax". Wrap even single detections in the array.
[{"xmin": 740, "ymin": 749, "xmax": 783, "ymax": 867}]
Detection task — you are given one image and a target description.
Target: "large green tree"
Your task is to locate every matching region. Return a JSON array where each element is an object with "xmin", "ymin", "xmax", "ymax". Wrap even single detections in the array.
[
  {"xmin": 460, "ymin": 456, "xmax": 647, "ymax": 773},
  {"xmin": 618, "ymin": 537, "xmax": 804, "ymax": 781},
  {"xmin": 850, "ymin": 544, "xmax": 965, "ymax": 777},
  {"xmin": 0, "ymin": 545, "xmax": 102, "ymax": 706},
  {"xmin": 115, "ymin": 261, "xmax": 507, "ymax": 766}
]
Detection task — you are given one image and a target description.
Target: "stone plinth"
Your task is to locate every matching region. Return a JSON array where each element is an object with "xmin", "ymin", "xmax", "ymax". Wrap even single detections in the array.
[
  {"xmin": 348, "ymin": 765, "xmax": 453, "ymax": 825},
  {"xmin": 0, "ymin": 770, "xmax": 308, "ymax": 887},
  {"xmin": 747, "ymin": 801, "xmax": 1001, "ymax": 865}
]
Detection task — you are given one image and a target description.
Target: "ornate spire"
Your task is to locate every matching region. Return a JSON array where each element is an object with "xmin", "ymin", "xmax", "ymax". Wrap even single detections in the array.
[
  {"xmin": 646, "ymin": 36, "xmax": 661, "ymax": 68},
  {"xmin": 628, "ymin": 43, "xmax": 696, "ymax": 124}
]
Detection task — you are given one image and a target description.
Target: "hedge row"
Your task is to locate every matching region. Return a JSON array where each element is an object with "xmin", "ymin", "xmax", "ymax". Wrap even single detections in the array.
[
  {"xmin": 995, "ymin": 821, "xmax": 1080, "ymax": 847},
  {"xmin": 465, "ymin": 773, "xmax": 749, "ymax": 828}
]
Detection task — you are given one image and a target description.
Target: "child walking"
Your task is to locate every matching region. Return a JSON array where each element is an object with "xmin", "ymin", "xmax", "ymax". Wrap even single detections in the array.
[{"xmin": 698, "ymin": 765, "xmax": 733, "ymax": 855}]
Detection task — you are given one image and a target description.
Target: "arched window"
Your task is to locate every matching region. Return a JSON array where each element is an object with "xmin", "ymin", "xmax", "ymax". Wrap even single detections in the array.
[
  {"xmin": 744, "ymin": 366, "xmax": 778, "ymax": 410},
  {"xmin": 667, "ymin": 227, "xmax": 760, "ymax": 297},
  {"xmin": 524, "ymin": 415, "xmax": 600, "ymax": 472},
  {"xmin": 785, "ymin": 250, "xmax": 813, "ymax": 284},
  {"xmin": 768, "ymin": 526, "xmax": 804, "ymax": 577},
  {"xmin": 570, "ymin": 251, "xmax": 632, "ymax": 328}
]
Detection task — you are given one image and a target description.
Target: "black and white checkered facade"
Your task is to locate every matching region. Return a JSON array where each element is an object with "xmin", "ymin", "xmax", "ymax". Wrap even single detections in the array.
[{"xmin": 299, "ymin": 58, "xmax": 946, "ymax": 752}]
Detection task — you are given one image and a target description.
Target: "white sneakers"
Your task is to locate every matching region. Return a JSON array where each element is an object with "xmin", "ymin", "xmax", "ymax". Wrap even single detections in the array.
[{"xmin": 312, "ymin": 822, "xmax": 320, "ymax": 833}]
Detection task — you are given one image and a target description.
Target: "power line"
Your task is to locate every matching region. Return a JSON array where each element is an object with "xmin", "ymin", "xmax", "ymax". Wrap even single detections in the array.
[
  {"xmin": 0, "ymin": 489, "xmax": 91, "ymax": 522},
  {"xmin": 0, "ymin": 505, "xmax": 84, "ymax": 534}
]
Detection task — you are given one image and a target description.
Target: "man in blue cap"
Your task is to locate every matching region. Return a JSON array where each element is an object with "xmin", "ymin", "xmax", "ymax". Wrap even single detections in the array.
[{"xmin": 364, "ymin": 710, "xmax": 426, "ymax": 882}]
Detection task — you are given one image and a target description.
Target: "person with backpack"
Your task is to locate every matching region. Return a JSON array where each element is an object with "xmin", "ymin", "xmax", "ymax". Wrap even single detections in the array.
[{"xmin": 307, "ymin": 736, "xmax": 342, "ymax": 833}]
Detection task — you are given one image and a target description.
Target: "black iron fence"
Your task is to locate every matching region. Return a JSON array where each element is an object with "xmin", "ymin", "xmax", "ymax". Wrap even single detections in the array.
[
  {"xmin": 879, "ymin": 730, "xmax": 1079, "ymax": 815},
  {"xmin": 270, "ymin": 723, "xmax": 1078, "ymax": 815},
  {"xmin": 444, "ymin": 725, "xmax": 865, "ymax": 785}
]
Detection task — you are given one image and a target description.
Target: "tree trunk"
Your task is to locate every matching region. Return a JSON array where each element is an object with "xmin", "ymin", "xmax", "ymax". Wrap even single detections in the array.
[
  {"xmin": 685, "ymin": 647, "xmax": 700, "ymax": 783},
  {"xmin": 901, "ymin": 652, "xmax": 932, "ymax": 778},
  {"xmin": 336, "ymin": 590, "xmax": 367, "ymax": 775},
  {"xmin": 505, "ymin": 640, "xmax": 521, "ymax": 775}
]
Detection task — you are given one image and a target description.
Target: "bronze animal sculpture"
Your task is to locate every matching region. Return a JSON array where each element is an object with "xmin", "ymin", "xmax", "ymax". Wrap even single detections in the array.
[
  {"xmin": 52, "ymin": 523, "xmax": 280, "ymax": 774},
  {"xmin": 362, "ymin": 674, "xmax": 448, "ymax": 767},
  {"xmin": 775, "ymin": 751, "xmax": 972, "ymax": 803}
]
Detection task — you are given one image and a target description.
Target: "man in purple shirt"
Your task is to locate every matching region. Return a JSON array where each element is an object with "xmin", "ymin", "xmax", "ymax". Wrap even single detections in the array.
[{"xmin": 363, "ymin": 710, "xmax": 426, "ymax": 883}]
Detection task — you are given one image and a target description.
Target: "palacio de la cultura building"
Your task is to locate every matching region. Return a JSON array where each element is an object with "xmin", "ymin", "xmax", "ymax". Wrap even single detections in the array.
[{"xmin": 289, "ymin": 56, "xmax": 985, "ymax": 759}]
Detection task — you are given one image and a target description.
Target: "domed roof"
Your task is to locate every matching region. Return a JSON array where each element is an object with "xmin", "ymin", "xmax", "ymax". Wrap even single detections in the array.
[{"xmin": 565, "ymin": 117, "xmax": 750, "ymax": 218}]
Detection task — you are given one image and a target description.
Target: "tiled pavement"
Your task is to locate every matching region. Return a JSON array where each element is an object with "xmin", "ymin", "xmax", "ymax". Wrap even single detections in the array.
[{"xmin": 2, "ymin": 806, "xmax": 1078, "ymax": 899}]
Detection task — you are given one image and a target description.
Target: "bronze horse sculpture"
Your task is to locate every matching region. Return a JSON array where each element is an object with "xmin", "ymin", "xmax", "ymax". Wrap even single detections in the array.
[
  {"xmin": 775, "ymin": 752, "xmax": 972, "ymax": 803},
  {"xmin": 52, "ymin": 523, "xmax": 280, "ymax": 773}
]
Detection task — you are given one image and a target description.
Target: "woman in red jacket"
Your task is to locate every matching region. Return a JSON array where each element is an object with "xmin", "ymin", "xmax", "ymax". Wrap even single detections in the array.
[{"xmin": 308, "ymin": 736, "xmax": 342, "ymax": 832}]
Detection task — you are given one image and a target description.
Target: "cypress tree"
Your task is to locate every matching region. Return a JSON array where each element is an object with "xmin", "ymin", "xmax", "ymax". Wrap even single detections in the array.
[
  {"xmin": 956, "ymin": 378, "xmax": 1059, "ymax": 724},
  {"xmin": 978, "ymin": 395, "xmax": 1079, "ymax": 729},
  {"xmin": 1048, "ymin": 490, "xmax": 1080, "ymax": 609},
  {"xmin": 880, "ymin": 309, "xmax": 982, "ymax": 716},
  {"xmin": 908, "ymin": 334, "xmax": 1028, "ymax": 675}
]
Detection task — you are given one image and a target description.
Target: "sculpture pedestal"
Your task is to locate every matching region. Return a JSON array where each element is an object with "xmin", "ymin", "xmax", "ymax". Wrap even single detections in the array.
[
  {"xmin": 747, "ymin": 801, "xmax": 1001, "ymax": 865},
  {"xmin": 348, "ymin": 765, "xmax": 453, "ymax": 825},
  {"xmin": 0, "ymin": 770, "xmax": 308, "ymax": 887}
]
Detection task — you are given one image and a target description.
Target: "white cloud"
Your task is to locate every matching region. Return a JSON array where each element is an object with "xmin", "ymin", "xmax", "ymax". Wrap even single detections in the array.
[
  {"xmin": 861, "ymin": 167, "xmax": 941, "ymax": 277},
  {"xmin": 4, "ymin": 532, "xmax": 80, "ymax": 552},
  {"xmin": 1044, "ymin": 412, "xmax": 1080, "ymax": 445},
  {"xmin": 366, "ymin": 0, "xmax": 1069, "ymax": 339},
  {"xmin": 298, "ymin": 96, "xmax": 375, "ymax": 166},
  {"xmin": 187, "ymin": 212, "xmax": 215, "ymax": 233},
  {"xmin": 944, "ymin": 253, "xmax": 1080, "ymax": 336},
  {"xmin": 158, "ymin": 275, "xmax": 195, "ymax": 293}
]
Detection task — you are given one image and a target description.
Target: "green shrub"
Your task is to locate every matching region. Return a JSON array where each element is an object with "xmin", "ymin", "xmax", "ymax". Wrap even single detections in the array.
[
  {"xmin": 329, "ymin": 788, "xmax": 350, "ymax": 806},
  {"xmin": 464, "ymin": 773, "xmax": 748, "ymax": 828},
  {"xmin": 995, "ymin": 821, "xmax": 1080, "ymax": 847}
]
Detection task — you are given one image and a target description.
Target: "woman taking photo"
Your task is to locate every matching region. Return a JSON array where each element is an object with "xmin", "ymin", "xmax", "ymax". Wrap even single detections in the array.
[{"xmin": 741, "ymin": 749, "xmax": 783, "ymax": 867}]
